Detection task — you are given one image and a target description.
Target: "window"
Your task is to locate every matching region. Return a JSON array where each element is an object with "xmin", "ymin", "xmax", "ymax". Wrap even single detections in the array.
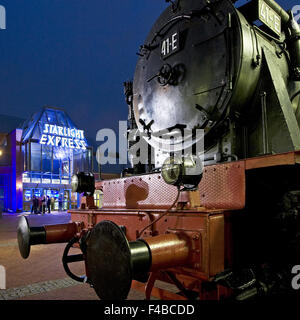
[
  {"xmin": 42, "ymin": 145, "xmax": 52, "ymax": 173},
  {"xmin": 30, "ymin": 142, "xmax": 41, "ymax": 171},
  {"xmin": 53, "ymin": 158, "xmax": 60, "ymax": 175}
]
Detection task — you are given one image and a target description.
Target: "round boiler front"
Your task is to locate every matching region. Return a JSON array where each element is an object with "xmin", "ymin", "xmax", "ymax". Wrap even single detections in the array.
[{"xmin": 133, "ymin": 0, "xmax": 261, "ymax": 152}]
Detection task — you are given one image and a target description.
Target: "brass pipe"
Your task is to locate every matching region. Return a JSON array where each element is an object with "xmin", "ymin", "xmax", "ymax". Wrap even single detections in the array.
[
  {"xmin": 144, "ymin": 233, "xmax": 190, "ymax": 271},
  {"xmin": 128, "ymin": 233, "xmax": 191, "ymax": 275}
]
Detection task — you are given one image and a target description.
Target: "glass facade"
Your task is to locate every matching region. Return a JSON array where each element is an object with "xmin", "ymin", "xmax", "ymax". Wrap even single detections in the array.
[
  {"xmin": 20, "ymin": 107, "xmax": 93, "ymax": 212},
  {"xmin": 22, "ymin": 142, "xmax": 92, "ymax": 185}
]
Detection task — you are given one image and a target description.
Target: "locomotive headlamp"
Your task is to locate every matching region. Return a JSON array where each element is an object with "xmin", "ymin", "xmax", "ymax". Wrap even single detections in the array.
[
  {"xmin": 161, "ymin": 156, "xmax": 182, "ymax": 185},
  {"xmin": 161, "ymin": 155, "xmax": 203, "ymax": 190},
  {"xmin": 71, "ymin": 172, "xmax": 95, "ymax": 196}
]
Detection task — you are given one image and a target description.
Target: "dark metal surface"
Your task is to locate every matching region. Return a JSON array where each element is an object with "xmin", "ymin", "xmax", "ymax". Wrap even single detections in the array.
[
  {"xmin": 17, "ymin": 216, "xmax": 31, "ymax": 259},
  {"xmin": 72, "ymin": 172, "xmax": 95, "ymax": 196},
  {"xmin": 86, "ymin": 220, "xmax": 133, "ymax": 300},
  {"xmin": 131, "ymin": 0, "xmax": 300, "ymax": 167},
  {"xmin": 133, "ymin": 0, "xmax": 257, "ymax": 153},
  {"xmin": 62, "ymin": 237, "xmax": 85, "ymax": 283},
  {"xmin": 17, "ymin": 216, "xmax": 46, "ymax": 259},
  {"xmin": 130, "ymin": 240, "xmax": 152, "ymax": 275}
]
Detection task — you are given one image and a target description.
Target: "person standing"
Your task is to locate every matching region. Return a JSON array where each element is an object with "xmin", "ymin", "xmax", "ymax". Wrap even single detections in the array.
[
  {"xmin": 31, "ymin": 195, "xmax": 38, "ymax": 214},
  {"xmin": 58, "ymin": 195, "xmax": 63, "ymax": 212},
  {"xmin": 41, "ymin": 195, "xmax": 46, "ymax": 214},
  {"xmin": 31, "ymin": 196, "xmax": 35, "ymax": 214},
  {"xmin": 38, "ymin": 197, "xmax": 42, "ymax": 214},
  {"xmin": 35, "ymin": 197, "xmax": 39, "ymax": 214},
  {"xmin": 46, "ymin": 196, "xmax": 51, "ymax": 214},
  {"xmin": 51, "ymin": 197, "xmax": 55, "ymax": 211}
]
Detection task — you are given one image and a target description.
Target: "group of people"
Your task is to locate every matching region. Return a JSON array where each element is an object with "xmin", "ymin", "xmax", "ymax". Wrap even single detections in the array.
[{"xmin": 31, "ymin": 195, "xmax": 52, "ymax": 214}]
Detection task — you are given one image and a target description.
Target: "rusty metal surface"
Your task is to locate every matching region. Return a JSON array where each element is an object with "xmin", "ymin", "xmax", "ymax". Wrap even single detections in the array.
[
  {"xmin": 70, "ymin": 209, "xmax": 227, "ymax": 280},
  {"xmin": 99, "ymin": 174, "xmax": 179, "ymax": 209},
  {"xmin": 71, "ymin": 210, "xmax": 155, "ymax": 241},
  {"xmin": 198, "ymin": 161, "xmax": 245, "ymax": 210},
  {"xmin": 245, "ymin": 151, "xmax": 300, "ymax": 170},
  {"xmin": 208, "ymin": 215, "xmax": 225, "ymax": 276},
  {"xmin": 96, "ymin": 161, "xmax": 245, "ymax": 210},
  {"xmin": 94, "ymin": 153, "xmax": 300, "ymax": 211},
  {"xmin": 160, "ymin": 213, "xmax": 225, "ymax": 279}
]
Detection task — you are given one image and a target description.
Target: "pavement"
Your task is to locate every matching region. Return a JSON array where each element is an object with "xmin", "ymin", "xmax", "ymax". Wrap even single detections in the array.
[{"xmin": 0, "ymin": 212, "xmax": 146, "ymax": 300}]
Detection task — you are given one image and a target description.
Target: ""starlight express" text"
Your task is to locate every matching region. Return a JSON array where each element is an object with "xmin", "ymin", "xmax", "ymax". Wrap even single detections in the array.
[{"xmin": 39, "ymin": 124, "xmax": 86, "ymax": 150}]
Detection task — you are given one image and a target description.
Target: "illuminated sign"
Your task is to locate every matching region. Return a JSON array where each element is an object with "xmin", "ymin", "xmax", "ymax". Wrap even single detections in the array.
[{"xmin": 39, "ymin": 124, "xmax": 86, "ymax": 150}]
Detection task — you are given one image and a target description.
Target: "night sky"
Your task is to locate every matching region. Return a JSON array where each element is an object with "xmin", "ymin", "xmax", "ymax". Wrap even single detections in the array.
[{"xmin": 0, "ymin": 0, "xmax": 298, "ymax": 142}]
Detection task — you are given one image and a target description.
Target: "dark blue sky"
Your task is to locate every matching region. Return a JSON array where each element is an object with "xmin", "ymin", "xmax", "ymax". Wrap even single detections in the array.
[{"xmin": 0, "ymin": 0, "xmax": 298, "ymax": 141}]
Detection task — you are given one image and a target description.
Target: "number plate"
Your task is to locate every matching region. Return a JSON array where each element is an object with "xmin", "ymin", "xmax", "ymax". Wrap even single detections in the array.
[
  {"xmin": 258, "ymin": 0, "xmax": 281, "ymax": 36},
  {"xmin": 161, "ymin": 31, "xmax": 180, "ymax": 59}
]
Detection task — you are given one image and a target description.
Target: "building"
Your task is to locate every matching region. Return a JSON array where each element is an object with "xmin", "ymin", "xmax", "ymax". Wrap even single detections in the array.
[
  {"xmin": 0, "ymin": 114, "xmax": 25, "ymax": 213},
  {"xmin": 0, "ymin": 107, "xmax": 93, "ymax": 212}
]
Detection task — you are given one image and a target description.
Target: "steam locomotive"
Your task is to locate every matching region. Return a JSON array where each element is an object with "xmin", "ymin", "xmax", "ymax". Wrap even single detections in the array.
[{"xmin": 17, "ymin": 0, "xmax": 300, "ymax": 300}]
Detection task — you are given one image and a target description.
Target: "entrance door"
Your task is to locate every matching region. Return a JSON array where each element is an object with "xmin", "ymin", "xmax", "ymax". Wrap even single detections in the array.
[{"xmin": 23, "ymin": 189, "xmax": 32, "ymax": 212}]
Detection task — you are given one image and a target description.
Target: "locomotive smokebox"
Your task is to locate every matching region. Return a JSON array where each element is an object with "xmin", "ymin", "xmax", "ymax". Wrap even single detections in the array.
[
  {"xmin": 85, "ymin": 220, "xmax": 192, "ymax": 300},
  {"xmin": 133, "ymin": 0, "xmax": 261, "ymax": 160}
]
